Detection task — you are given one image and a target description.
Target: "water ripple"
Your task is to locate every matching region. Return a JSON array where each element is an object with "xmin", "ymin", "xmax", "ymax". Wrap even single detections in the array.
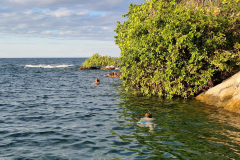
[{"xmin": 0, "ymin": 58, "xmax": 240, "ymax": 159}]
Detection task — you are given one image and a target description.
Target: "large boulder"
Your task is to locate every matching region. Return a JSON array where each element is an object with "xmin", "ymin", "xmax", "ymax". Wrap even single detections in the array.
[
  {"xmin": 196, "ymin": 71, "xmax": 240, "ymax": 114},
  {"xmin": 101, "ymin": 65, "xmax": 115, "ymax": 70},
  {"xmin": 88, "ymin": 66, "xmax": 100, "ymax": 69},
  {"xmin": 106, "ymin": 71, "xmax": 120, "ymax": 78},
  {"xmin": 101, "ymin": 68, "xmax": 115, "ymax": 70},
  {"xmin": 79, "ymin": 66, "xmax": 87, "ymax": 70},
  {"xmin": 79, "ymin": 66, "xmax": 100, "ymax": 70}
]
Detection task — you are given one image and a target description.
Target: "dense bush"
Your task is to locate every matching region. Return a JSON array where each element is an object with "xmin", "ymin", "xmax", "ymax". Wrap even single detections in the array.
[
  {"xmin": 114, "ymin": 0, "xmax": 240, "ymax": 98},
  {"xmin": 81, "ymin": 53, "xmax": 120, "ymax": 68}
]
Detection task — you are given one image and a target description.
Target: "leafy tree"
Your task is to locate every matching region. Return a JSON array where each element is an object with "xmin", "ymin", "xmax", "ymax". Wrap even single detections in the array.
[
  {"xmin": 81, "ymin": 53, "xmax": 120, "ymax": 68},
  {"xmin": 114, "ymin": 0, "xmax": 240, "ymax": 98}
]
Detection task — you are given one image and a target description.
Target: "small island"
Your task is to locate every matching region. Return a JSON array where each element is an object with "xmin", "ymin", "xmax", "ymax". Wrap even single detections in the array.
[{"xmin": 80, "ymin": 53, "xmax": 121, "ymax": 78}]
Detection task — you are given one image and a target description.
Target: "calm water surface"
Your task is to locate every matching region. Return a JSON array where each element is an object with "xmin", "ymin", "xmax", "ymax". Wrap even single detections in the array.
[{"xmin": 0, "ymin": 58, "xmax": 240, "ymax": 160}]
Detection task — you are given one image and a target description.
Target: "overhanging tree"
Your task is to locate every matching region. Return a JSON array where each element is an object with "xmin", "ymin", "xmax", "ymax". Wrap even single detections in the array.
[{"xmin": 114, "ymin": 0, "xmax": 240, "ymax": 98}]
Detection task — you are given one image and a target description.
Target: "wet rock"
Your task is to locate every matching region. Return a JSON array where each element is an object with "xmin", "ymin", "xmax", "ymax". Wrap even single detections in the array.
[
  {"xmin": 101, "ymin": 68, "xmax": 115, "ymax": 70},
  {"xmin": 79, "ymin": 66, "xmax": 87, "ymax": 70},
  {"xmin": 106, "ymin": 71, "xmax": 120, "ymax": 78},
  {"xmin": 89, "ymin": 66, "xmax": 100, "ymax": 70},
  {"xmin": 79, "ymin": 66, "xmax": 100, "ymax": 70},
  {"xmin": 196, "ymin": 71, "xmax": 240, "ymax": 114},
  {"xmin": 106, "ymin": 65, "xmax": 115, "ymax": 69},
  {"xmin": 101, "ymin": 65, "xmax": 115, "ymax": 70}
]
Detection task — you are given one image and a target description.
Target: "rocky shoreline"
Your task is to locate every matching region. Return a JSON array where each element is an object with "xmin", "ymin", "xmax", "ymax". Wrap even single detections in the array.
[
  {"xmin": 105, "ymin": 71, "xmax": 120, "ymax": 78},
  {"xmin": 79, "ymin": 66, "xmax": 121, "ymax": 78},
  {"xmin": 196, "ymin": 71, "xmax": 240, "ymax": 114}
]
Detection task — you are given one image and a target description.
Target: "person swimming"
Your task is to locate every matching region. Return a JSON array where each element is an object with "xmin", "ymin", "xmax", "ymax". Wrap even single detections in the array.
[
  {"xmin": 139, "ymin": 111, "xmax": 153, "ymax": 124},
  {"xmin": 138, "ymin": 110, "xmax": 156, "ymax": 131},
  {"xmin": 93, "ymin": 78, "xmax": 100, "ymax": 85}
]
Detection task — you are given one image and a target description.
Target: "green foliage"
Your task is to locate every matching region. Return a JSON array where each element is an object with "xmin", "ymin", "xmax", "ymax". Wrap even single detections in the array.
[
  {"xmin": 114, "ymin": 0, "xmax": 240, "ymax": 98},
  {"xmin": 82, "ymin": 53, "xmax": 120, "ymax": 68}
]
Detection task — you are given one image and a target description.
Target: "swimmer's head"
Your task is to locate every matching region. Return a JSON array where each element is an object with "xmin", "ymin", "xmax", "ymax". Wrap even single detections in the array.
[{"xmin": 145, "ymin": 113, "xmax": 152, "ymax": 118}]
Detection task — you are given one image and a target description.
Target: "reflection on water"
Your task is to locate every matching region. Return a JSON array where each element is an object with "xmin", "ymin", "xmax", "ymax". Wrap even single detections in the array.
[
  {"xmin": 207, "ymin": 108, "xmax": 240, "ymax": 158},
  {"xmin": 112, "ymin": 89, "xmax": 240, "ymax": 159}
]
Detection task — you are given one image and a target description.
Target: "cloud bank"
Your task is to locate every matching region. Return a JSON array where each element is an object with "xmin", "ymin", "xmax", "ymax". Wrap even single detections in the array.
[{"xmin": 0, "ymin": 0, "xmax": 145, "ymax": 41}]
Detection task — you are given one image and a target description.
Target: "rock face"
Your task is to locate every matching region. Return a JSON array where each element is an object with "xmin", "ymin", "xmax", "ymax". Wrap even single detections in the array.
[
  {"xmin": 101, "ymin": 68, "xmax": 115, "ymax": 70},
  {"xmin": 101, "ymin": 65, "xmax": 115, "ymax": 70},
  {"xmin": 106, "ymin": 71, "xmax": 120, "ymax": 78},
  {"xmin": 79, "ymin": 66, "xmax": 100, "ymax": 70},
  {"xmin": 196, "ymin": 71, "xmax": 240, "ymax": 114},
  {"xmin": 79, "ymin": 66, "xmax": 87, "ymax": 70}
]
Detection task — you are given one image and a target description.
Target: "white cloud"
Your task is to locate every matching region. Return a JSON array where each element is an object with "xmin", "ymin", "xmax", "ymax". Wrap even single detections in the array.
[
  {"xmin": 103, "ymin": 27, "xmax": 110, "ymax": 30},
  {"xmin": 1, "ymin": 12, "xmax": 16, "ymax": 18},
  {"xmin": 0, "ymin": 52, "xmax": 6, "ymax": 56},
  {"xmin": 17, "ymin": 24, "xmax": 28, "ymax": 29},
  {"xmin": 59, "ymin": 30, "xmax": 74, "ymax": 35},
  {"xmin": 76, "ymin": 11, "xmax": 88, "ymax": 16},
  {"xmin": 24, "ymin": 10, "xmax": 32, "ymax": 15},
  {"xmin": 5, "ymin": 0, "xmax": 66, "ymax": 7},
  {"xmin": 0, "ymin": 0, "xmax": 145, "ymax": 57},
  {"xmin": 27, "ymin": 30, "xmax": 37, "ymax": 34},
  {"xmin": 0, "ymin": 0, "xmax": 145, "ymax": 40},
  {"xmin": 45, "ymin": 8, "xmax": 73, "ymax": 17}
]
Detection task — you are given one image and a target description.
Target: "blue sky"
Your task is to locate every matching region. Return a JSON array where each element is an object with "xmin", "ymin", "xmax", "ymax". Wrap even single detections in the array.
[{"xmin": 0, "ymin": 0, "xmax": 145, "ymax": 58}]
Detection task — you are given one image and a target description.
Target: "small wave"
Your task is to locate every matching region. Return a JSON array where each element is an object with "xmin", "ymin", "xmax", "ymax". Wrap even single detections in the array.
[{"xmin": 24, "ymin": 64, "xmax": 74, "ymax": 68}]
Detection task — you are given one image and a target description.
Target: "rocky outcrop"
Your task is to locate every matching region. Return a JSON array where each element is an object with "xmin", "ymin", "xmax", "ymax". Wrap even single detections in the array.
[
  {"xmin": 101, "ymin": 65, "xmax": 115, "ymax": 70},
  {"xmin": 79, "ymin": 66, "xmax": 100, "ymax": 70},
  {"xmin": 196, "ymin": 71, "xmax": 240, "ymax": 114},
  {"xmin": 106, "ymin": 71, "xmax": 120, "ymax": 78},
  {"xmin": 79, "ymin": 66, "xmax": 87, "ymax": 70},
  {"xmin": 80, "ymin": 65, "xmax": 118, "ymax": 70},
  {"xmin": 101, "ymin": 68, "xmax": 115, "ymax": 70},
  {"xmin": 88, "ymin": 66, "xmax": 100, "ymax": 69}
]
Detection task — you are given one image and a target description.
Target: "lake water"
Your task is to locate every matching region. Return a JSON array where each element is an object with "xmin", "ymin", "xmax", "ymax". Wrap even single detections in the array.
[{"xmin": 1, "ymin": 58, "xmax": 240, "ymax": 160}]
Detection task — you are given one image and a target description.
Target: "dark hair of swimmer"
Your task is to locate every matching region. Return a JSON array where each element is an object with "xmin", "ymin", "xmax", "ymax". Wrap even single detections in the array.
[{"xmin": 145, "ymin": 113, "xmax": 152, "ymax": 118}]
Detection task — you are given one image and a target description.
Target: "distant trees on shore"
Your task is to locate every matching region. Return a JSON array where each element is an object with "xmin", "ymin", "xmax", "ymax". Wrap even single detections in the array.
[{"xmin": 81, "ymin": 53, "xmax": 120, "ymax": 68}]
